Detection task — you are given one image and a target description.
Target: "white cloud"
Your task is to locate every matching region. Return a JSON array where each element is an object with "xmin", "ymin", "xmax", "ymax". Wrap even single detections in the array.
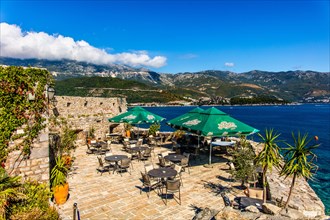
[
  {"xmin": 224, "ymin": 62, "xmax": 234, "ymax": 67},
  {"xmin": 0, "ymin": 23, "xmax": 167, "ymax": 68}
]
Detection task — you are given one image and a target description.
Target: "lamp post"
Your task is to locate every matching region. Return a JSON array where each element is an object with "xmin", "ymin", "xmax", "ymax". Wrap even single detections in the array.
[
  {"xmin": 47, "ymin": 86, "xmax": 58, "ymax": 116},
  {"xmin": 47, "ymin": 86, "xmax": 55, "ymax": 102}
]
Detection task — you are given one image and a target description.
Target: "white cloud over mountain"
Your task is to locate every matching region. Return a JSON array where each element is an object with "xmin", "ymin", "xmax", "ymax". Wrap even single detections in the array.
[
  {"xmin": 224, "ymin": 62, "xmax": 234, "ymax": 67},
  {"xmin": 0, "ymin": 23, "xmax": 167, "ymax": 68}
]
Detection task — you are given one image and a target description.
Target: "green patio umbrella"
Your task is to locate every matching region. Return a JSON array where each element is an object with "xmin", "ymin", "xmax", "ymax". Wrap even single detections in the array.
[
  {"xmin": 177, "ymin": 107, "xmax": 259, "ymax": 164},
  {"xmin": 108, "ymin": 107, "xmax": 165, "ymax": 136},
  {"xmin": 167, "ymin": 107, "xmax": 204, "ymax": 129},
  {"xmin": 167, "ymin": 107, "xmax": 204, "ymax": 148}
]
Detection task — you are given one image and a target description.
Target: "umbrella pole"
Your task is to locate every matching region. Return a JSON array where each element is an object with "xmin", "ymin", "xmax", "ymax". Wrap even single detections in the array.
[
  {"xmin": 137, "ymin": 125, "xmax": 139, "ymax": 138},
  {"xmin": 198, "ymin": 135, "xmax": 200, "ymax": 148},
  {"xmin": 209, "ymin": 142, "xmax": 212, "ymax": 165}
]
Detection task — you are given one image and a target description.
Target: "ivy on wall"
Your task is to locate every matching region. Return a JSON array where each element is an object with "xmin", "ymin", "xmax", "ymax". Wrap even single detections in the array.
[{"xmin": 0, "ymin": 66, "xmax": 53, "ymax": 162}]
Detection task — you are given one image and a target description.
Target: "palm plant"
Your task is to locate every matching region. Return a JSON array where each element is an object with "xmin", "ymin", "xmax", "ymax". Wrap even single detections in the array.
[
  {"xmin": 280, "ymin": 132, "xmax": 319, "ymax": 209},
  {"xmin": 50, "ymin": 156, "xmax": 68, "ymax": 188},
  {"xmin": 255, "ymin": 128, "xmax": 281, "ymax": 202}
]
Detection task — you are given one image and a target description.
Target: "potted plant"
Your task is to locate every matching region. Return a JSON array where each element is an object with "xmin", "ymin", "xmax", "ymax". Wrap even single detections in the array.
[
  {"xmin": 51, "ymin": 156, "xmax": 69, "ymax": 205},
  {"xmin": 124, "ymin": 123, "xmax": 132, "ymax": 138},
  {"xmin": 148, "ymin": 123, "xmax": 160, "ymax": 136},
  {"xmin": 87, "ymin": 126, "xmax": 96, "ymax": 144},
  {"xmin": 59, "ymin": 126, "xmax": 77, "ymax": 167}
]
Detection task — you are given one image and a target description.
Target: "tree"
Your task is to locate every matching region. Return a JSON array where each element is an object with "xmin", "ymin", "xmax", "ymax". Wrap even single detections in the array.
[
  {"xmin": 255, "ymin": 129, "xmax": 281, "ymax": 202},
  {"xmin": 280, "ymin": 132, "xmax": 319, "ymax": 209},
  {"xmin": 231, "ymin": 137, "xmax": 256, "ymax": 186}
]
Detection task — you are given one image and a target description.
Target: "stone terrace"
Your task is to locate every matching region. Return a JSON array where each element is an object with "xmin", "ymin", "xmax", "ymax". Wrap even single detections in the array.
[{"xmin": 57, "ymin": 141, "xmax": 245, "ymax": 220}]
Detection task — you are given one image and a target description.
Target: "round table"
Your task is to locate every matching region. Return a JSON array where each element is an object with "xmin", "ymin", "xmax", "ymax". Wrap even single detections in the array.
[
  {"xmin": 130, "ymin": 146, "xmax": 148, "ymax": 152},
  {"xmin": 148, "ymin": 167, "xmax": 177, "ymax": 179},
  {"xmin": 129, "ymin": 140, "xmax": 138, "ymax": 144},
  {"xmin": 164, "ymin": 154, "xmax": 186, "ymax": 163},
  {"xmin": 211, "ymin": 141, "xmax": 235, "ymax": 147},
  {"xmin": 105, "ymin": 155, "xmax": 128, "ymax": 163}
]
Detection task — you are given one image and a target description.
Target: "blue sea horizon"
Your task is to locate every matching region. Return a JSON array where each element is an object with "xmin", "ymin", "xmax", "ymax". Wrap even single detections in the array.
[{"xmin": 140, "ymin": 104, "xmax": 330, "ymax": 215}]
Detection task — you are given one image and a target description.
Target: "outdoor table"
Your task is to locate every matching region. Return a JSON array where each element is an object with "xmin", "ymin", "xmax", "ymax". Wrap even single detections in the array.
[
  {"xmin": 129, "ymin": 140, "xmax": 138, "ymax": 144},
  {"xmin": 148, "ymin": 167, "xmax": 177, "ymax": 179},
  {"xmin": 130, "ymin": 146, "xmax": 148, "ymax": 152},
  {"xmin": 164, "ymin": 154, "xmax": 186, "ymax": 163},
  {"xmin": 106, "ymin": 133, "xmax": 122, "ymax": 142},
  {"xmin": 211, "ymin": 141, "xmax": 235, "ymax": 147},
  {"xmin": 105, "ymin": 155, "xmax": 128, "ymax": 173},
  {"xmin": 211, "ymin": 141, "xmax": 235, "ymax": 154},
  {"xmin": 91, "ymin": 142, "xmax": 101, "ymax": 148}
]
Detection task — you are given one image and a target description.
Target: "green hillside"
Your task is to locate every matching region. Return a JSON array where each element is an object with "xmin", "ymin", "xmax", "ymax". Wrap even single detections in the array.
[{"xmin": 55, "ymin": 76, "xmax": 185, "ymax": 103}]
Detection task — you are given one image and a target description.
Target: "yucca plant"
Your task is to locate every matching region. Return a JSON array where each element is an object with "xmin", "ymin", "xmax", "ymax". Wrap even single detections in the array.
[
  {"xmin": 280, "ymin": 132, "xmax": 319, "ymax": 209},
  {"xmin": 255, "ymin": 128, "xmax": 282, "ymax": 202},
  {"xmin": 50, "ymin": 156, "xmax": 68, "ymax": 188}
]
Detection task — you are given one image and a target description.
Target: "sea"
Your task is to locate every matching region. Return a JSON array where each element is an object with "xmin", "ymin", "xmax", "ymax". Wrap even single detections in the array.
[{"xmin": 140, "ymin": 104, "xmax": 330, "ymax": 215}]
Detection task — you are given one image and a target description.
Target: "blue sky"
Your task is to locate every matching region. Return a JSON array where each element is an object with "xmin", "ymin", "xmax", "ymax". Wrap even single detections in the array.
[{"xmin": 0, "ymin": 0, "xmax": 329, "ymax": 73}]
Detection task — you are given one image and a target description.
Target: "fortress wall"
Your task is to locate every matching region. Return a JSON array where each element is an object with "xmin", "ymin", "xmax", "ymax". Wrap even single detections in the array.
[{"xmin": 5, "ymin": 96, "xmax": 127, "ymax": 183}]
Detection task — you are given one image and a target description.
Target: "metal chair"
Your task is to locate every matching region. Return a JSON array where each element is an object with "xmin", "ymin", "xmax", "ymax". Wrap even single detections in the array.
[
  {"xmin": 86, "ymin": 144, "xmax": 96, "ymax": 154},
  {"xmin": 179, "ymin": 157, "xmax": 190, "ymax": 174},
  {"xmin": 140, "ymin": 172, "xmax": 161, "ymax": 198},
  {"xmin": 96, "ymin": 156, "xmax": 112, "ymax": 175},
  {"xmin": 117, "ymin": 158, "xmax": 132, "ymax": 176},
  {"xmin": 144, "ymin": 164, "xmax": 154, "ymax": 174},
  {"xmin": 171, "ymin": 164, "xmax": 183, "ymax": 186},
  {"xmin": 159, "ymin": 157, "xmax": 171, "ymax": 168},
  {"xmin": 163, "ymin": 179, "xmax": 181, "ymax": 205}
]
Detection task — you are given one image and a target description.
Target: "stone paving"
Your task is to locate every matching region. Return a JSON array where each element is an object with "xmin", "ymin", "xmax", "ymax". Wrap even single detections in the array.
[{"xmin": 57, "ymin": 141, "xmax": 245, "ymax": 220}]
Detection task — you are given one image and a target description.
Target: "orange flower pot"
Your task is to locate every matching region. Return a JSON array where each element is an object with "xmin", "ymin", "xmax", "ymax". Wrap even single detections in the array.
[
  {"xmin": 126, "ymin": 130, "xmax": 131, "ymax": 138},
  {"xmin": 53, "ymin": 183, "xmax": 69, "ymax": 205}
]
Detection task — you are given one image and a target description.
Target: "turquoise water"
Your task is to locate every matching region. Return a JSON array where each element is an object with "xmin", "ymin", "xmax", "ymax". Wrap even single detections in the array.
[{"xmin": 141, "ymin": 104, "xmax": 330, "ymax": 214}]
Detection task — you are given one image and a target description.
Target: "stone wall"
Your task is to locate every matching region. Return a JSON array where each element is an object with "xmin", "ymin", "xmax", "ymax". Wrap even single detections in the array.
[
  {"xmin": 5, "ymin": 96, "xmax": 126, "ymax": 183},
  {"xmin": 6, "ymin": 128, "xmax": 50, "ymax": 183},
  {"xmin": 53, "ymin": 96, "xmax": 127, "ymax": 138}
]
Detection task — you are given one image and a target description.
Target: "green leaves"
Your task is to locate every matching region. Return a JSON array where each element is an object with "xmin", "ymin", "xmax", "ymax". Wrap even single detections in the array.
[
  {"xmin": 0, "ymin": 66, "xmax": 53, "ymax": 161},
  {"xmin": 281, "ymin": 132, "xmax": 319, "ymax": 180},
  {"xmin": 50, "ymin": 156, "xmax": 68, "ymax": 188},
  {"xmin": 255, "ymin": 128, "xmax": 282, "ymax": 171},
  {"xmin": 280, "ymin": 131, "xmax": 319, "ymax": 208}
]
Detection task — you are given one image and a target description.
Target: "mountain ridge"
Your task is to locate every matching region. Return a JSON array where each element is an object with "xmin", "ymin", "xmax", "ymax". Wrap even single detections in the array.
[{"xmin": 0, "ymin": 57, "xmax": 329, "ymax": 103}]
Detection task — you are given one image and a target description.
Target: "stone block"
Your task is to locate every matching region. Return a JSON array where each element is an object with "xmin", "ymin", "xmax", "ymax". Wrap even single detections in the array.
[
  {"xmin": 24, "ymin": 171, "xmax": 34, "ymax": 176},
  {"xmin": 30, "ymin": 147, "xmax": 48, "ymax": 159},
  {"xmin": 39, "ymin": 163, "xmax": 49, "ymax": 169},
  {"xmin": 19, "ymin": 167, "xmax": 31, "ymax": 172},
  {"xmin": 31, "ymin": 159, "xmax": 41, "ymax": 166},
  {"xmin": 280, "ymin": 208, "xmax": 305, "ymax": 219},
  {"xmin": 262, "ymin": 203, "xmax": 282, "ymax": 215},
  {"xmin": 41, "ymin": 173, "xmax": 49, "ymax": 181},
  {"xmin": 245, "ymin": 205, "xmax": 259, "ymax": 213}
]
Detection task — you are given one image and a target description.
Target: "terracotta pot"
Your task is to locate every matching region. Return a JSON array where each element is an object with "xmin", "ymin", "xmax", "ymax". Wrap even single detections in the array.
[
  {"xmin": 53, "ymin": 183, "xmax": 69, "ymax": 205},
  {"xmin": 126, "ymin": 130, "xmax": 131, "ymax": 138}
]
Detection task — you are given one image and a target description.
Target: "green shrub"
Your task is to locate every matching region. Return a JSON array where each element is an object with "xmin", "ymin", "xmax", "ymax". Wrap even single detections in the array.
[{"xmin": 148, "ymin": 123, "xmax": 161, "ymax": 136}]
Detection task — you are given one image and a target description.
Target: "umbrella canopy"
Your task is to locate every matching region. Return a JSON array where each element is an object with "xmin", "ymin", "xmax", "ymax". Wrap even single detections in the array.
[
  {"xmin": 173, "ymin": 107, "xmax": 259, "ymax": 165},
  {"xmin": 108, "ymin": 107, "xmax": 165, "ymax": 124},
  {"xmin": 167, "ymin": 107, "xmax": 204, "ymax": 129},
  {"xmin": 179, "ymin": 107, "xmax": 259, "ymax": 137}
]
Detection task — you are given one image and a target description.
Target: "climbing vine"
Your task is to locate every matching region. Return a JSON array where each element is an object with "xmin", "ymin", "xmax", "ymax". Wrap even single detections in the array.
[{"xmin": 0, "ymin": 66, "xmax": 53, "ymax": 162}]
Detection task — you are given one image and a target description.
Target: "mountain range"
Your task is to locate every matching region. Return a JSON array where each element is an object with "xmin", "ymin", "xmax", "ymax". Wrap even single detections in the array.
[{"xmin": 0, "ymin": 57, "xmax": 329, "ymax": 103}]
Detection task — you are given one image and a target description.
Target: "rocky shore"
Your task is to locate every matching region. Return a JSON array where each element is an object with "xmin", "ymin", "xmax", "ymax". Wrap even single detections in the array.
[{"xmin": 248, "ymin": 140, "xmax": 327, "ymax": 219}]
